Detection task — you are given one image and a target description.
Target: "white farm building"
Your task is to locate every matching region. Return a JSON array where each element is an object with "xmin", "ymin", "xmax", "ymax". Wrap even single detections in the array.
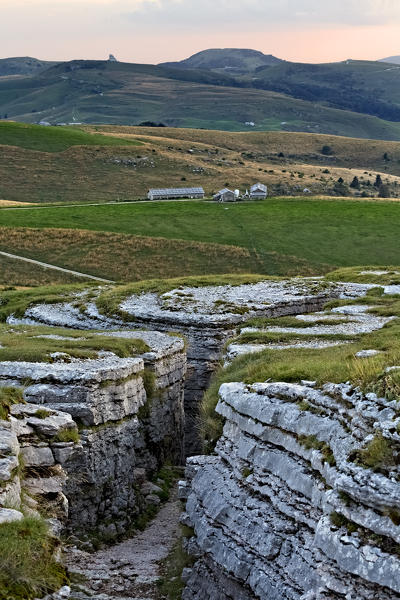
[
  {"xmin": 213, "ymin": 188, "xmax": 236, "ymax": 202},
  {"xmin": 147, "ymin": 187, "xmax": 205, "ymax": 200},
  {"xmin": 250, "ymin": 183, "xmax": 268, "ymax": 199}
]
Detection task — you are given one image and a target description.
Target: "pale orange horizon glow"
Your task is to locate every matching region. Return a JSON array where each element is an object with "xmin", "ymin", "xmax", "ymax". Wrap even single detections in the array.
[
  {"xmin": 3, "ymin": 24, "xmax": 400, "ymax": 65},
  {"xmin": 112, "ymin": 24, "xmax": 400, "ymax": 65},
  {"xmin": 1, "ymin": 0, "xmax": 400, "ymax": 65}
]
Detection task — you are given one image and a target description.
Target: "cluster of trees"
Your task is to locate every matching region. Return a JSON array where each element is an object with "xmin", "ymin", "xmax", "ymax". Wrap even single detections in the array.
[
  {"xmin": 334, "ymin": 174, "xmax": 391, "ymax": 197},
  {"xmin": 138, "ymin": 121, "xmax": 166, "ymax": 127}
]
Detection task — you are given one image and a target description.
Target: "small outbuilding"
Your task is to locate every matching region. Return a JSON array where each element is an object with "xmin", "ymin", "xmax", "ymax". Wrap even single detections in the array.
[
  {"xmin": 250, "ymin": 183, "xmax": 268, "ymax": 199},
  {"xmin": 213, "ymin": 188, "xmax": 236, "ymax": 202},
  {"xmin": 147, "ymin": 187, "xmax": 205, "ymax": 201}
]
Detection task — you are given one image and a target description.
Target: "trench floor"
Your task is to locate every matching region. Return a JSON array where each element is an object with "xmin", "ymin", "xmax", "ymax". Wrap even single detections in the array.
[{"xmin": 66, "ymin": 487, "xmax": 181, "ymax": 600}]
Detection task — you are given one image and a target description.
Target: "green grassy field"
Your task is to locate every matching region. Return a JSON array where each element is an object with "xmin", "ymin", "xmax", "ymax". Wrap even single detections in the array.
[
  {"xmin": 0, "ymin": 122, "xmax": 140, "ymax": 152},
  {"xmin": 1, "ymin": 199, "xmax": 400, "ymax": 275}
]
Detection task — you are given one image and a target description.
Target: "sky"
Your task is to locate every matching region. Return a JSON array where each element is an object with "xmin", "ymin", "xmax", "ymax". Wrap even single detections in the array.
[{"xmin": 1, "ymin": 0, "xmax": 400, "ymax": 64}]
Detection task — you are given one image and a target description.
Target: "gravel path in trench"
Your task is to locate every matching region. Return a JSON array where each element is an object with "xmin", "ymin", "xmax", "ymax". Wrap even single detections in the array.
[{"xmin": 66, "ymin": 487, "xmax": 181, "ymax": 600}]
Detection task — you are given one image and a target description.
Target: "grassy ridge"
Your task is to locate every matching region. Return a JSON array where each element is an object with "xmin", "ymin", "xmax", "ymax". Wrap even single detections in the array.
[
  {"xmin": 1, "ymin": 199, "xmax": 400, "ymax": 271},
  {"xmin": 0, "ymin": 122, "xmax": 140, "ymax": 152}
]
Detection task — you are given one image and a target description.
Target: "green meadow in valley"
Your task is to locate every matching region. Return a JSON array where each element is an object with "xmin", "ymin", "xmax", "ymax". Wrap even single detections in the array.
[{"xmin": 0, "ymin": 198, "xmax": 399, "ymax": 281}]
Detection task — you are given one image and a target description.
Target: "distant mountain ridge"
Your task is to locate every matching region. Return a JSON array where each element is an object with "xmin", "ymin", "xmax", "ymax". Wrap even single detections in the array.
[
  {"xmin": 379, "ymin": 56, "xmax": 400, "ymax": 65},
  {"xmin": 160, "ymin": 48, "xmax": 283, "ymax": 73},
  {"xmin": 2, "ymin": 49, "xmax": 400, "ymax": 140},
  {"xmin": 0, "ymin": 57, "xmax": 58, "ymax": 77}
]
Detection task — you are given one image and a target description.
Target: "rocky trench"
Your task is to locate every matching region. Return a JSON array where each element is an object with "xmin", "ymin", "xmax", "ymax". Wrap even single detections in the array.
[{"xmin": 2, "ymin": 276, "xmax": 395, "ymax": 599}]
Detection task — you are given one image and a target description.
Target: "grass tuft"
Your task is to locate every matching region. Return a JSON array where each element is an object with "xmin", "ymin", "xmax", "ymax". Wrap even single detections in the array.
[
  {"xmin": 354, "ymin": 433, "xmax": 399, "ymax": 473},
  {"xmin": 0, "ymin": 324, "xmax": 150, "ymax": 363},
  {"xmin": 0, "ymin": 516, "xmax": 67, "ymax": 600},
  {"xmin": 51, "ymin": 428, "xmax": 80, "ymax": 444},
  {"xmin": 0, "ymin": 387, "xmax": 24, "ymax": 420}
]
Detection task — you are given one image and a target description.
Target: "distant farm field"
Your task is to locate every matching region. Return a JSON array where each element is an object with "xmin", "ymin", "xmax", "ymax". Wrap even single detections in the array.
[{"xmin": 0, "ymin": 199, "xmax": 400, "ymax": 279}]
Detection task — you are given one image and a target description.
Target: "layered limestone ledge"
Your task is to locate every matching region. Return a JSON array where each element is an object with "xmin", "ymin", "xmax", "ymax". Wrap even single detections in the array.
[
  {"xmin": 182, "ymin": 381, "xmax": 400, "ymax": 599},
  {"xmin": 0, "ymin": 402, "xmax": 78, "ymax": 531},
  {"xmin": 7, "ymin": 278, "xmax": 373, "ymax": 454},
  {"xmin": 0, "ymin": 329, "xmax": 186, "ymax": 537},
  {"xmin": 7, "ymin": 279, "xmax": 347, "ymax": 454},
  {"xmin": 118, "ymin": 280, "xmax": 373, "ymax": 454}
]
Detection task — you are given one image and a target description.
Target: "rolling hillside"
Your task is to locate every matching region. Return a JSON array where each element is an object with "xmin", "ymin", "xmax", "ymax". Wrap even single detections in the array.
[
  {"xmin": 380, "ymin": 56, "xmax": 400, "ymax": 65},
  {"xmin": 0, "ymin": 57, "xmax": 58, "ymax": 77},
  {"xmin": 2, "ymin": 55, "xmax": 400, "ymax": 138},
  {"xmin": 2, "ymin": 122, "xmax": 400, "ymax": 203},
  {"xmin": 250, "ymin": 60, "xmax": 400, "ymax": 122}
]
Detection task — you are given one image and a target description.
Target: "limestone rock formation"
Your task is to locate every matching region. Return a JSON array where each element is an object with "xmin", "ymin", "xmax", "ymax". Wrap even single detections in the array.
[
  {"xmin": 182, "ymin": 381, "xmax": 400, "ymax": 599},
  {"xmin": 0, "ymin": 329, "xmax": 186, "ymax": 538},
  {"xmin": 10, "ymin": 278, "xmax": 361, "ymax": 453}
]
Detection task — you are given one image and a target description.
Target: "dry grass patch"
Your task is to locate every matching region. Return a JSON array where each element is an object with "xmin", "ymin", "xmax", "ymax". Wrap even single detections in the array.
[
  {"xmin": 0, "ymin": 200, "xmax": 34, "ymax": 207},
  {"xmin": 94, "ymin": 126, "xmax": 400, "ymax": 176},
  {"xmin": 0, "ymin": 253, "xmax": 88, "ymax": 287},
  {"xmin": 0, "ymin": 227, "xmax": 316, "ymax": 283}
]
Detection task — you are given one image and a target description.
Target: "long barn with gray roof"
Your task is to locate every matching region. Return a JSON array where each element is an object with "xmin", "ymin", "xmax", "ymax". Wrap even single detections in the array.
[{"xmin": 147, "ymin": 187, "xmax": 205, "ymax": 200}]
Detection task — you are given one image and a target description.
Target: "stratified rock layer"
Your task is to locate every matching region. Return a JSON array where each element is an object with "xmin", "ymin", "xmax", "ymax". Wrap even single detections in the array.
[
  {"xmin": 0, "ymin": 329, "xmax": 186, "ymax": 536},
  {"xmin": 14, "ymin": 278, "xmax": 362, "ymax": 453},
  {"xmin": 182, "ymin": 381, "xmax": 400, "ymax": 599}
]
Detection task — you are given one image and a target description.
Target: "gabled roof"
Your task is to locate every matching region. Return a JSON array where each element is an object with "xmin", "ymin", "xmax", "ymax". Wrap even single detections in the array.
[
  {"xmin": 214, "ymin": 188, "xmax": 234, "ymax": 195},
  {"xmin": 250, "ymin": 182, "xmax": 267, "ymax": 192}
]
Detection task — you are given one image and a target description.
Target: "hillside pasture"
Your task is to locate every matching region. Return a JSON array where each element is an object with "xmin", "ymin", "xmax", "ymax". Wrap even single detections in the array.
[
  {"xmin": 0, "ymin": 253, "xmax": 88, "ymax": 286},
  {"xmin": 2, "ymin": 125, "xmax": 400, "ymax": 203},
  {"xmin": 3, "ymin": 59, "xmax": 400, "ymax": 140},
  {"xmin": 0, "ymin": 122, "xmax": 141, "ymax": 152},
  {"xmin": 0, "ymin": 198, "xmax": 399, "ymax": 276}
]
